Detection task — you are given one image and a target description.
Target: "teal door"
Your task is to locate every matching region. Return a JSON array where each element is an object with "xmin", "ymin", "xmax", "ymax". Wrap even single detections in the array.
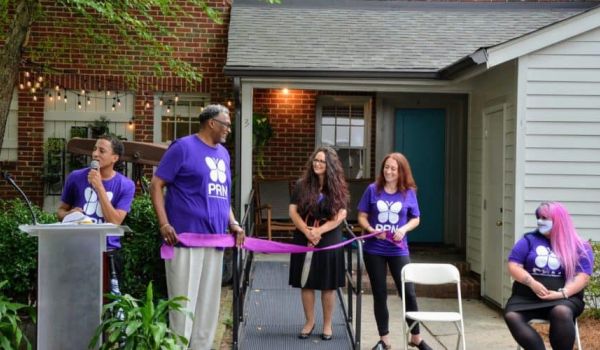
[{"xmin": 394, "ymin": 109, "xmax": 445, "ymax": 243}]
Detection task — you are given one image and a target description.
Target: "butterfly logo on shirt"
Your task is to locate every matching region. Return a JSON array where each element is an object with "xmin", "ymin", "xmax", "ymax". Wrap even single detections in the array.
[
  {"xmin": 376, "ymin": 200, "xmax": 403, "ymax": 224},
  {"xmin": 205, "ymin": 157, "xmax": 227, "ymax": 184},
  {"xmin": 534, "ymin": 245, "xmax": 561, "ymax": 271},
  {"xmin": 83, "ymin": 186, "xmax": 114, "ymax": 220}
]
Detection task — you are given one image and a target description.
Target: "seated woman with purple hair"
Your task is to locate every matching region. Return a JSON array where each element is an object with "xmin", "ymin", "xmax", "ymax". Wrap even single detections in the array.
[{"xmin": 504, "ymin": 202, "xmax": 594, "ymax": 350}]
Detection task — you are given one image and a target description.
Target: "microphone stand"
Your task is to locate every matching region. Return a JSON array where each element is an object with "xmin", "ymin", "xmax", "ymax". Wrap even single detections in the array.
[{"xmin": 2, "ymin": 171, "xmax": 38, "ymax": 225}]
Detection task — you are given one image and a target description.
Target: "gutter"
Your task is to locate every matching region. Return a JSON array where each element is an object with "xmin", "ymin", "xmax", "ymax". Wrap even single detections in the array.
[
  {"xmin": 224, "ymin": 67, "xmax": 440, "ymax": 80},
  {"xmin": 438, "ymin": 49, "xmax": 489, "ymax": 80}
]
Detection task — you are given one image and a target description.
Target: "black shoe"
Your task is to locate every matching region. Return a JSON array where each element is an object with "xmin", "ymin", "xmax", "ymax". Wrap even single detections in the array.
[
  {"xmin": 372, "ymin": 340, "xmax": 391, "ymax": 350},
  {"xmin": 321, "ymin": 333, "xmax": 332, "ymax": 341},
  {"xmin": 409, "ymin": 340, "xmax": 432, "ymax": 350},
  {"xmin": 297, "ymin": 325, "xmax": 314, "ymax": 339}
]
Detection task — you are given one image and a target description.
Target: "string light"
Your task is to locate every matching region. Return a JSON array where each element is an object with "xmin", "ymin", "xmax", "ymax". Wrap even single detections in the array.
[
  {"xmin": 64, "ymin": 93, "xmax": 67, "ymax": 103},
  {"xmin": 166, "ymin": 104, "xmax": 171, "ymax": 114},
  {"xmin": 35, "ymin": 81, "xmax": 41, "ymax": 89},
  {"xmin": 227, "ymin": 100, "xmax": 232, "ymax": 107},
  {"xmin": 159, "ymin": 97, "xmax": 164, "ymax": 106},
  {"xmin": 81, "ymin": 89, "xmax": 85, "ymax": 95},
  {"xmin": 26, "ymin": 81, "xmax": 32, "ymax": 88},
  {"xmin": 144, "ymin": 100, "xmax": 150, "ymax": 109},
  {"xmin": 77, "ymin": 100, "xmax": 82, "ymax": 109},
  {"xmin": 57, "ymin": 92, "xmax": 61, "ymax": 101},
  {"xmin": 37, "ymin": 76, "xmax": 43, "ymax": 83},
  {"xmin": 30, "ymin": 87, "xmax": 36, "ymax": 94},
  {"xmin": 174, "ymin": 94, "xmax": 179, "ymax": 102},
  {"xmin": 87, "ymin": 96, "xmax": 91, "ymax": 105},
  {"xmin": 106, "ymin": 90, "xmax": 111, "ymax": 96},
  {"xmin": 33, "ymin": 95, "xmax": 37, "ymax": 101},
  {"xmin": 48, "ymin": 92, "xmax": 53, "ymax": 102},
  {"xmin": 19, "ymin": 83, "xmax": 24, "ymax": 90},
  {"xmin": 24, "ymin": 71, "xmax": 30, "ymax": 78},
  {"xmin": 117, "ymin": 98, "xmax": 121, "ymax": 107},
  {"xmin": 111, "ymin": 103, "xmax": 116, "ymax": 111},
  {"xmin": 55, "ymin": 85, "xmax": 60, "ymax": 91}
]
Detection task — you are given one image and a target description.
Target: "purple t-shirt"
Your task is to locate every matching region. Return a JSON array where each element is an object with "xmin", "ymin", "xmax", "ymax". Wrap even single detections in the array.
[
  {"xmin": 61, "ymin": 168, "xmax": 135, "ymax": 249},
  {"xmin": 357, "ymin": 183, "xmax": 420, "ymax": 256},
  {"xmin": 155, "ymin": 135, "xmax": 231, "ymax": 237},
  {"xmin": 508, "ymin": 231, "xmax": 594, "ymax": 278}
]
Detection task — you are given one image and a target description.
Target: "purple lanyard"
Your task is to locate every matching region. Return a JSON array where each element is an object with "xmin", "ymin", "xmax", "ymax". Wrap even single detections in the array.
[{"xmin": 161, "ymin": 230, "xmax": 401, "ymax": 259}]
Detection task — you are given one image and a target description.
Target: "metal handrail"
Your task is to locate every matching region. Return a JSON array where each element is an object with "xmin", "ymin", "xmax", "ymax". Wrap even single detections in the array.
[
  {"xmin": 337, "ymin": 220, "xmax": 364, "ymax": 350},
  {"xmin": 232, "ymin": 188, "xmax": 255, "ymax": 350}
]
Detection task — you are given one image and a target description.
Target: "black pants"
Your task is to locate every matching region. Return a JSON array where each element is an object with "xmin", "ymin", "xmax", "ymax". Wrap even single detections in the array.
[
  {"xmin": 364, "ymin": 252, "xmax": 420, "ymax": 336},
  {"xmin": 504, "ymin": 306, "xmax": 577, "ymax": 350}
]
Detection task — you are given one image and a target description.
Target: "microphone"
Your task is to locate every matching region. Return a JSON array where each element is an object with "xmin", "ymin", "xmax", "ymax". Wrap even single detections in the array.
[
  {"xmin": 2, "ymin": 171, "xmax": 38, "ymax": 225},
  {"xmin": 90, "ymin": 160, "xmax": 99, "ymax": 170}
]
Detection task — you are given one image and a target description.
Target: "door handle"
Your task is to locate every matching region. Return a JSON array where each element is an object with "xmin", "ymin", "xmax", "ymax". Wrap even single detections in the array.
[{"xmin": 496, "ymin": 220, "xmax": 503, "ymax": 227}]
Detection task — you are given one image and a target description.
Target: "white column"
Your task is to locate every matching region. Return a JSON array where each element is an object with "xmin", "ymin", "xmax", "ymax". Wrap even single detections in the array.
[{"xmin": 239, "ymin": 83, "xmax": 254, "ymax": 218}]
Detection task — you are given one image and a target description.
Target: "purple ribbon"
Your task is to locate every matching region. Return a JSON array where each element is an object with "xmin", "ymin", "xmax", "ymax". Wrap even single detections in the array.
[{"xmin": 161, "ymin": 230, "xmax": 403, "ymax": 259}]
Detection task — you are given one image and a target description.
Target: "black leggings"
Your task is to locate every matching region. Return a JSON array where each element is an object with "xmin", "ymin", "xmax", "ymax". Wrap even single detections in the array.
[
  {"xmin": 504, "ymin": 305, "xmax": 576, "ymax": 350},
  {"xmin": 364, "ymin": 253, "xmax": 420, "ymax": 336}
]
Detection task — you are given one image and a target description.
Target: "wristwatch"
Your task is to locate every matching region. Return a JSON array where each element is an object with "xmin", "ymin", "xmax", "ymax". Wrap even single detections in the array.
[{"xmin": 558, "ymin": 288, "xmax": 568, "ymax": 299}]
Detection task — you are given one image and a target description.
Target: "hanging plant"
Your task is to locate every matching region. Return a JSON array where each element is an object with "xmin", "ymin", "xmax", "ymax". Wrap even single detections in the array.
[{"xmin": 252, "ymin": 112, "xmax": 274, "ymax": 178}]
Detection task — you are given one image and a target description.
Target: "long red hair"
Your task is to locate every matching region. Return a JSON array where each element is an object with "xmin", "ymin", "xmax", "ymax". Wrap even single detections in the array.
[{"xmin": 375, "ymin": 152, "xmax": 417, "ymax": 194}]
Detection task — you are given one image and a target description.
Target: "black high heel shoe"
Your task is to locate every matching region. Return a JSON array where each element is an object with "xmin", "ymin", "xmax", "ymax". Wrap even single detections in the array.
[
  {"xmin": 321, "ymin": 333, "xmax": 332, "ymax": 341},
  {"xmin": 298, "ymin": 325, "xmax": 315, "ymax": 339}
]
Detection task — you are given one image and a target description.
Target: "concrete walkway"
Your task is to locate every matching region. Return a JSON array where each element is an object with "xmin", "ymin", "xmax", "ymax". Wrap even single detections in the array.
[
  {"xmin": 360, "ymin": 294, "xmax": 517, "ymax": 349},
  {"xmin": 219, "ymin": 253, "xmax": 519, "ymax": 349}
]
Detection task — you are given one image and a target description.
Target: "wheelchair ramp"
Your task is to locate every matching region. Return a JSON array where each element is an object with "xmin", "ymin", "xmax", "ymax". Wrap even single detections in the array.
[{"xmin": 238, "ymin": 260, "xmax": 353, "ymax": 349}]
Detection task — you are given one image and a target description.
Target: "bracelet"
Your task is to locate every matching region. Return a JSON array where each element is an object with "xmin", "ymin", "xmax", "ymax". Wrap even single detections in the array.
[
  {"xmin": 559, "ymin": 288, "xmax": 568, "ymax": 299},
  {"xmin": 159, "ymin": 223, "xmax": 170, "ymax": 230},
  {"xmin": 230, "ymin": 221, "xmax": 241, "ymax": 228}
]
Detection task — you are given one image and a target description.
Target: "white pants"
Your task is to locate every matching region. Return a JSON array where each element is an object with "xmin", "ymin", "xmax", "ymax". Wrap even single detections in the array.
[{"xmin": 166, "ymin": 247, "xmax": 224, "ymax": 350}]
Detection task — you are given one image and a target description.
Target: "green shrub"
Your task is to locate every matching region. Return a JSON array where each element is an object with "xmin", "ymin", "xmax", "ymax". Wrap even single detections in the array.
[
  {"xmin": 121, "ymin": 194, "xmax": 167, "ymax": 299},
  {"xmin": 583, "ymin": 240, "xmax": 600, "ymax": 319},
  {"xmin": 0, "ymin": 200, "xmax": 56, "ymax": 304},
  {"xmin": 89, "ymin": 281, "xmax": 190, "ymax": 350},
  {"xmin": 0, "ymin": 280, "xmax": 35, "ymax": 350}
]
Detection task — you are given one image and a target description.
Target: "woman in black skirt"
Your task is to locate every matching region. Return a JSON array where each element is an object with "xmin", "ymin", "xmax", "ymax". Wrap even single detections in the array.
[
  {"xmin": 289, "ymin": 147, "xmax": 348, "ymax": 341},
  {"xmin": 504, "ymin": 202, "xmax": 594, "ymax": 350}
]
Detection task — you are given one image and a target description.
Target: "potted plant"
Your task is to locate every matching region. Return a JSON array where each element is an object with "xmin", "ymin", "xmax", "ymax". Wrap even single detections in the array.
[
  {"xmin": 0, "ymin": 280, "xmax": 35, "ymax": 350},
  {"xmin": 89, "ymin": 116, "xmax": 111, "ymax": 138},
  {"xmin": 89, "ymin": 281, "xmax": 191, "ymax": 350}
]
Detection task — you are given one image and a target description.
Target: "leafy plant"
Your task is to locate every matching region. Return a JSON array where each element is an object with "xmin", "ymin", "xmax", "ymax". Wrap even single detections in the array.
[
  {"xmin": 88, "ymin": 116, "xmax": 111, "ymax": 138},
  {"xmin": 89, "ymin": 281, "xmax": 191, "ymax": 350},
  {"xmin": 253, "ymin": 112, "xmax": 274, "ymax": 178},
  {"xmin": 583, "ymin": 240, "xmax": 600, "ymax": 319},
  {"xmin": 121, "ymin": 193, "xmax": 167, "ymax": 299},
  {"xmin": 0, "ymin": 200, "xmax": 56, "ymax": 304},
  {"xmin": 0, "ymin": 281, "xmax": 35, "ymax": 350}
]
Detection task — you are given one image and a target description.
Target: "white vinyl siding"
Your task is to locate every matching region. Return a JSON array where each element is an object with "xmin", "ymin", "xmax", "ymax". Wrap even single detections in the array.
[{"xmin": 521, "ymin": 26, "xmax": 600, "ymax": 242}]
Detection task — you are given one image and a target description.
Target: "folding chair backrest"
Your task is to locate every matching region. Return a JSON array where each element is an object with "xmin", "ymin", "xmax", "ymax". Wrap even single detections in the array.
[
  {"xmin": 256, "ymin": 179, "xmax": 293, "ymax": 220},
  {"xmin": 402, "ymin": 263, "xmax": 460, "ymax": 285}
]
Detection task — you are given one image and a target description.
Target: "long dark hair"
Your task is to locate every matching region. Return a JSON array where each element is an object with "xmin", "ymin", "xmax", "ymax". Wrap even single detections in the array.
[{"xmin": 295, "ymin": 147, "xmax": 348, "ymax": 219}]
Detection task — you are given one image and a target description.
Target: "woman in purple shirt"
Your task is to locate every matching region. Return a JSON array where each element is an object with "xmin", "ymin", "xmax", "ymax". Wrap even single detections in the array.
[
  {"xmin": 505, "ymin": 202, "xmax": 594, "ymax": 350},
  {"xmin": 357, "ymin": 153, "xmax": 431, "ymax": 350}
]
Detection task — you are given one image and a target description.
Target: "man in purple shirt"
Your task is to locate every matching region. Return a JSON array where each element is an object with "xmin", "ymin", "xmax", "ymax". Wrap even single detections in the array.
[
  {"xmin": 57, "ymin": 135, "xmax": 135, "ymax": 292},
  {"xmin": 150, "ymin": 104, "xmax": 244, "ymax": 350}
]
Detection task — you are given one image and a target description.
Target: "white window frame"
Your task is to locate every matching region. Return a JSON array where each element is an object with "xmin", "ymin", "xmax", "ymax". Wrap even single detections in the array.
[
  {"xmin": 0, "ymin": 89, "xmax": 19, "ymax": 161},
  {"xmin": 153, "ymin": 93, "xmax": 210, "ymax": 144},
  {"xmin": 316, "ymin": 95, "xmax": 372, "ymax": 179}
]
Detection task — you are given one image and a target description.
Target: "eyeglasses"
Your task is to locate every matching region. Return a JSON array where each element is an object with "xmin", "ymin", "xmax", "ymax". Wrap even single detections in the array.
[
  {"xmin": 312, "ymin": 159, "xmax": 326, "ymax": 164},
  {"xmin": 211, "ymin": 118, "xmax": 232, "ymax": 130}
]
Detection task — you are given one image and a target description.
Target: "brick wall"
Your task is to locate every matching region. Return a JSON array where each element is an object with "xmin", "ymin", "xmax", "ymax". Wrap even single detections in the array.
[
  {"xmin": 253, "ymin": 89, "xmax": 317, "ymax": 180},
  {"xmin": 0, "ymin": 1, "xmax": 233, "ymax": 206}
]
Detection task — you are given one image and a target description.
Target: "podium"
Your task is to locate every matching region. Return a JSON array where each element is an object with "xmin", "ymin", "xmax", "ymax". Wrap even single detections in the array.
[{"xmin": 19, "ymin": 223, "xmax": 128, "ymax": 350}]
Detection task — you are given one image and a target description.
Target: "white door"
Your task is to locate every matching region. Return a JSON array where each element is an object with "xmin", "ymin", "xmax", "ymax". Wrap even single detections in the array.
[{"xmin": 482, "ymin": 105, "xmax": 505, "ymax": 305}]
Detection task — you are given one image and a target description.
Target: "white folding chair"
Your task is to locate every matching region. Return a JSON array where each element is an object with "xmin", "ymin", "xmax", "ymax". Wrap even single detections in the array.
[
  {"xmin": 401, "ymin": 263, "xmax": 466, "ymax": 350},
  {"xmin": 516, "ymin": 318, "xmax": 582, "ymax": 350}
]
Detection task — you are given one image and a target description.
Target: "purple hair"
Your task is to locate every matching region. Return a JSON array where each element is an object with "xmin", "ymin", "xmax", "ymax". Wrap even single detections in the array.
[{"xmin": 536, "ymin": 202, "xmax": 589, "ymax": 281}]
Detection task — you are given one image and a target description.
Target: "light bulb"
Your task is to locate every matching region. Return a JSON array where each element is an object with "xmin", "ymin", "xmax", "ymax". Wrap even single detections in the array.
[
  {"xmin": 87, "ymin": 97, "xmax": 91, "ymax": 105},
  {"xmin": 33, "ymin": 95, "xmax": 37, "ymax": 101},
  {"xmin": 145, "ymin": 101, "xmax": 150, "ymax": 109},
  {"xmin": 19, "ymin": 83, "xmax": 24, "ymax": 90},
  {"xmin": 25, "ymin": 71, "xmax": 30, "ymax": 78},
  {"xmin": 55, "ymin": 85, "xmax": 60, "ymax": 91},
  {"xmin": 38, "ymin": 76, "xmax": 43, "ymax": 83},
  {"xmin": 175, "ymin": 94, "xmax": 179, "ymax": 102},
  {"xmin": 31, "ymin": 87, "xmax": 36, "ymax": 94},
  {"xmin": 106, "ymin": 90, "xmax": 111, "ymax": 96},
  {"xmin": 112, "ymin": 104, "xmax": 115, "ymax": 111},
  {"xmin": 26, "ymin": 81, "xmax": 31, "ymax": 88},
  {"xmin": 78, "ymin": 101, "xmax": 82, "ymax": 109},
  {"xmin": 117, "ymin": 98, "xmax": 121, "ymax": 107},
  {"xmin": 64, "ymin": 94, "xmax": 68, "ymax": 103},
  {"xmin": 159, "ymin": 98, "xmax": 163, "ymax": 106},
  {"xmin": 35, "ymin": 82, "xmax": 41, "ymax": 88}
]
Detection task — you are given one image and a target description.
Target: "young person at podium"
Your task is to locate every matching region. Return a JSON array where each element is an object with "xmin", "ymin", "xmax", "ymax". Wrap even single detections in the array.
[
  {"xmin": 150, "ymin": 104, "xmax": 244, "ymax": 350},
  {"xmin": 57, "ymin": 135, "xmax": 135, "ymax": 293}
]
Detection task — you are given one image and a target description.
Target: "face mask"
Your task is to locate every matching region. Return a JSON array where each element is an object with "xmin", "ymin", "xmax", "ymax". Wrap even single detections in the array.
[{"xmin": 537, "ymin": 219, "xmax": 553, "ymax": 234}]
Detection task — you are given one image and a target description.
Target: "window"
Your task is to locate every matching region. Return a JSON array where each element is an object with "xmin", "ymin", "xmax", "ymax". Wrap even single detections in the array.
[
  {"xmin": 316, "ymin": 96, "xmax": 371, "ymax": 179},
  {"xmin": 154, "ymin": 94, "xmax": 209, "ymax": 144},
  {"xmin": 0, "ymin": 89, "xmax": 18, "ymax": 161}
]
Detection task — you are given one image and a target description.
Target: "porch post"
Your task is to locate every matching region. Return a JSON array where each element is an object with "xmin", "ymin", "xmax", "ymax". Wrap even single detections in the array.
[{"xmin": 239, "ymin": 81, "xmax": 254, "ymax": 218}]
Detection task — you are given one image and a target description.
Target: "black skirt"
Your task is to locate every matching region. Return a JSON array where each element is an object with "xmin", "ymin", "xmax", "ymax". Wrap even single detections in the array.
[
  {"xmin": 505, "ymin": 275, "xmax": 585, "ymax": 317},
  {"xmin": 288, "ymin": 226, "xmax": 345, "ymax": 290}
]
